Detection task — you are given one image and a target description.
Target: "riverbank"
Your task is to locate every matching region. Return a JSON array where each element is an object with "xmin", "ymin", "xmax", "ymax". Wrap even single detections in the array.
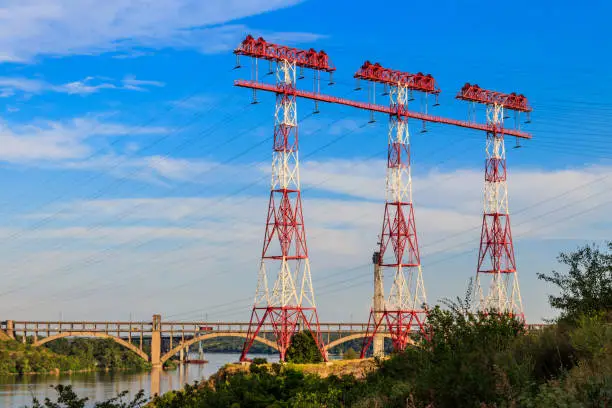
[
  {"xmin": 2, "ymin": 352, "xmax": 274, "ymax": 407},
  {"xmin": 217, "ymin": 358, "xmax": 376, "ymax": 380},
  {"xmin": 0, "ymin": 337, "xmax": 150, "ymax": 376}
]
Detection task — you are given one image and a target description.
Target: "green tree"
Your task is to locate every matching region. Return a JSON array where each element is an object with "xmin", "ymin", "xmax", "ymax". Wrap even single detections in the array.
[
  {"xmin": 342, "ymin": 347, "xmax": 358, "ymax": 360},
  {"xmin": 538, "ymin": 242, "xmax": 612, "ymax": 322},
  {"xmin": 285, "ymin": 331, "xmax": 323, "ymax": 364}
]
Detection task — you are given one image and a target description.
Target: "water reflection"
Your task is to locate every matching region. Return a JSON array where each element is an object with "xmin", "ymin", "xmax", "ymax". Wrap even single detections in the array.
[{"xmin": 0, "ymin": 353, "xmax": 277, "ymax": 408}]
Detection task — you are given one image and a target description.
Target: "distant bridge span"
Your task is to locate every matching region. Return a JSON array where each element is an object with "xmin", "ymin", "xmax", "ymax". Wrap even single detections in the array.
[
  {"xmin": 34, "ymin": 331, "xmax": 150, "ymax": 362},
  {"xmin": 160, "ymin": 332, "xmax": 279, "ymax": 365}
]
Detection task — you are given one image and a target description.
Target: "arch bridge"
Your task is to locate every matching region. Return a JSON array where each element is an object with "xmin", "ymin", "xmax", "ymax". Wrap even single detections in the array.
[
  {"xmin": 0, "ymin": 316, "xmax": 407, "ymax": 366},
  {"xmin": 1, "ymin": 316, "xmax": 546, "ymax": 366}
]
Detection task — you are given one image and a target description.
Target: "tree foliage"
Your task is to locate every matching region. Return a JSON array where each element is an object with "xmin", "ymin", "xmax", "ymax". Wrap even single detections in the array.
[
  {"xmin": 25, "ymin": 312, "xmax": 612, "ymax": 408},
  {"xmin": 285, "ymin": 330, "xmax": 323, "ymax": 364},
  {"xmin": 29, "ymin": 385, "xmax": 146, "ymax": 408},
  {"xmin": 538, "ymin": 242, "xmax": 612, "ymax": 321}
]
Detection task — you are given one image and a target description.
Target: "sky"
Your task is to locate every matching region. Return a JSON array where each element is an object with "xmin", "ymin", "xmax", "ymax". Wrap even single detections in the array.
[{"xmin": 0, "ymin": 0, "xmax": 610, "ymax": 324}]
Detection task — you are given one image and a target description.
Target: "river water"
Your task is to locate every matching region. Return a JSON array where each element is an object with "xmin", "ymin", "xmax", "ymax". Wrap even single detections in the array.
[{"xmin": 0, "ymin": 353, "xmax": 277, "ymax": 408}]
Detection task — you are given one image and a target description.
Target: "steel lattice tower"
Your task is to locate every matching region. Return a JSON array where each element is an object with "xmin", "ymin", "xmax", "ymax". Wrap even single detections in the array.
[
  {"xmin": 473, "ymin": 104, "xmax": 524, "ymax": 317},
  {"xmin": 457, "ymin": 83, "xmax": 531, "ymax": 319},
  {"xmin": 235, "ymin": 36, "xmax": 332, "ymax": 362},
  {"xmin": 354, "ymin": 63, "xmax": 439, "ymax": 357}
]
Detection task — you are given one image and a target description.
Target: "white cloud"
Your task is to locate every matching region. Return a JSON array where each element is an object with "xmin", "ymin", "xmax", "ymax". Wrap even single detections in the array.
[
  {"xmin": 0, "ymin": 0, "xmax": 320, "ymax": 61},
  {"xmin": 0, "ymin": 117, "xmax": 168, "ymax": 162},
  {"xmin": 0, "ymin": 75, "xmax": 165, "ymax": 97}
]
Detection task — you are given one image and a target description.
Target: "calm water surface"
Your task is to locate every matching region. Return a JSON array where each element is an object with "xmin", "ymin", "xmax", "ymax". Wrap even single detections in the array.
[{"xmin": 0, "ymin": 353, "xmax": 277, "ymax": 408}]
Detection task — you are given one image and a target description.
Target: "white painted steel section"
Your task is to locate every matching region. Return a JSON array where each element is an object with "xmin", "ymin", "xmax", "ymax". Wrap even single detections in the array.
[
  {"xmin": 255, "ymin": 59, "xmax": 316, "ymax": 309},
  {"xmin": 385, "ymin": 83, "xmax": 427, "ymax": 312},
  {"xmin": 475, "ymin": 103, "xmax": 524, "ymax": 316}
]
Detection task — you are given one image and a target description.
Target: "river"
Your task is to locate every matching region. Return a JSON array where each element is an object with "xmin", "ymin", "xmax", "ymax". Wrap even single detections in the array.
[{"xmin": 0, "ymin": 352, "xmax": 278, "ymax": 408}]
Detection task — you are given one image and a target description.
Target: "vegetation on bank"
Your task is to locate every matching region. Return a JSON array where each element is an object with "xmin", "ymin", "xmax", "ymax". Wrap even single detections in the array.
[
  {"xmin": 0, "ymin": 337, "xmax": 150, "ymax": 375},
  {"xmin": 22, "ymin": 242, "xmax": 612, "ymax": 407}
]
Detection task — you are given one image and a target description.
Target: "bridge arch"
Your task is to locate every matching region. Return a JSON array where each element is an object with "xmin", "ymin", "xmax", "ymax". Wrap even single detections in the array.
[
  {"xmin": 160, "ymin": 332, "xmax": 279, "ymax": 365},
  {"xmin": 324, "ymin": 333, "xmax": 414, "ymax": 352},
  {"xmin": 33, "ymin": 332, "xmax": 149, "ymax": 362}
]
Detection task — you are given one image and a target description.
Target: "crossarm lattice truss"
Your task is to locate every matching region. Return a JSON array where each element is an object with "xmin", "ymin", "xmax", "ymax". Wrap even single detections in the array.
[
  {"xmin": 235, "ymin": 35, "xmax": 335, "ymax": 72},
  {"xmin": 354, "ymin": 61, "xmax": 440, "ymax": 94},
  {"xmin": 457, "ymin": 83, "xmax": 531, "ymax": 112}
]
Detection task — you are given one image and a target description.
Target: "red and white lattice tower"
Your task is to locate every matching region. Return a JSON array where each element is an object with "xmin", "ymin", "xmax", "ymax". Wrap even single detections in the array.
[
  {"xmin": 234, "ymin": 36, "xmax": 333, "ymax": 362},
  {"xmin": 356, "ymin": 63, "xmax": 440, "ymax": 357},
  {"xmin": 457, "ymin": 83, "xmax": 532, "ymax": 319}
]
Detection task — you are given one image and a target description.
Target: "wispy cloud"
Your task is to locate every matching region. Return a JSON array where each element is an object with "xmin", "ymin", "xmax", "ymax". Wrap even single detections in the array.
[
  {"xmin": 0, "ymin": 117, "xmax": 168, "ymax": 162},
  {"xmin": 0, "ymin": 76, "xmax": 165, "ymax": 97},
  {"xmin": 0, "ymin": 0, "xmax": 319, "ymax": 62}
]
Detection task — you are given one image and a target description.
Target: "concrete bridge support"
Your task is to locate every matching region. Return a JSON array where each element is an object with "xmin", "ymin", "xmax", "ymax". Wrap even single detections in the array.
[
  {"xmin": 5, "ymin": 320, "xmax": 15, "ymax": 340},
  {"xmin": 372, "ymin": 253, "xmax": 385, "ymax": 357},
  {"xmin": 151, "ymin": 314, "xmax": 162, "ymax": 368}
]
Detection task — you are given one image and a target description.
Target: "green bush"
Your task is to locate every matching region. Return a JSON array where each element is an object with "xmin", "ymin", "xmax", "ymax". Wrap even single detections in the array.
[{"xmin": 285, "ymin": 331, "xmax": 324, "ymax": 364}]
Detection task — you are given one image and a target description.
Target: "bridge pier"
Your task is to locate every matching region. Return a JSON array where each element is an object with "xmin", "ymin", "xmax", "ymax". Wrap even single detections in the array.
[
  {"xmin": 5, "ymin": 320, "xmax": 15, "ymax": 340},
  {"xmin": 372, "ymin": 253, "xmax": 384, "ymax": 358},
  {"xmin": 179, "ymin": 347, "xmax": 185, "ymax": 363},
  {"xmin": 151, "ymin": 314, "xmax": 162, "ymax": 368}
]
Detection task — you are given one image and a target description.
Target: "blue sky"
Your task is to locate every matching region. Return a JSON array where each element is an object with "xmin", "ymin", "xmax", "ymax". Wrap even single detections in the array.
[{"xmin": 0, "ymin": 0, "xmax": 610, "ymax": 323}]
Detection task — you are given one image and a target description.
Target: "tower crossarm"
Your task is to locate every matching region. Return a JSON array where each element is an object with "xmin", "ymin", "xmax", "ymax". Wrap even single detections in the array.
[
  {"xmin": 354, "ymin": 61, "xmax": 440, "ymax": 94},
  {"xmin": 235, "ymin": 80, "xmax": 532, "ymax": 139},
  {"xmin": 456, "ymin": 83, "xmax": 532, "ymax": 112},
  {"xmin": 234, "ymin": 35, "xmax": 335, "ymax": 72}
]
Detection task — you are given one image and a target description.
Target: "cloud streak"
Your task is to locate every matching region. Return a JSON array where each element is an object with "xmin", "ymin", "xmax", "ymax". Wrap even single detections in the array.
[
  {"xmin": 0, "ymin": 0, "xmax": 318, "ymax": 61},
  {"xmin": 0, "ymin": 76, "xmax": 164, "ymax": 97},
  {"xmin": 0, "ymin": 117, "xmax": 168, "ymax": 162}
]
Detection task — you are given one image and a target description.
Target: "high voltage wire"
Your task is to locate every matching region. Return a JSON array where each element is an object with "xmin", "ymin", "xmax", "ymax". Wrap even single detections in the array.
[
  {"xmin": 3, "ymin": 77, "xmax": 231, "ymax": 216},
  {"xmin": 0, "ymin": 88, "xmax": 366, "ymax": 298},
  {"xmin": 11, "ymin": 122, "xmax": 604, "ymax": 312},
  {"xmin": 0, "ymin": 95, "xmax": 246, "ymax": 247},
  {"xmin": 0, "ymin": 109, "xmax": 340, "ymax": 306},
  {"xmin": 0, "ymin": 111, "xmax": 270, "ymax": 299},
  {"xmin": 197, "ymin": 170, "xmax": 612, "ymax": 314},
  {"xmin": 48, "ymin": 159, "xmax": 612, "ymax": 321},
  {"xmin": 37, "ymin": 134, "xmax": 568, "ymax": 316},
  {"xmin": 5, "ymin": 81, "xmax": 612, "ymax": 318},
  {"xmin": 4, "ymin": 114, "xmax": 373, "ymax": 310}
]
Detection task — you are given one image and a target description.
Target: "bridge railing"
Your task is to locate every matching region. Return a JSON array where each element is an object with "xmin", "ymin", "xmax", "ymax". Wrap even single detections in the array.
[{"xmin": 1, "ymin": 320, "xmax": 549, "ymax": 340}]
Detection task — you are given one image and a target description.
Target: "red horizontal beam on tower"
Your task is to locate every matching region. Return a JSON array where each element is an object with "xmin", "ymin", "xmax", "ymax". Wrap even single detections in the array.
[
  {"xmin": 456, "ymin": 83, "xmax": 531, "ymax": 112},
  {"xmin": 235, "ymin": 80, "xmax": 532, "ymax": 139},
  {"xmin": 354, "ymin": 61, "xmax": 440, "ymax": 94},
  {"xmin": 234, "ymin": 35, "xmax": 335, "ymax": 72}
]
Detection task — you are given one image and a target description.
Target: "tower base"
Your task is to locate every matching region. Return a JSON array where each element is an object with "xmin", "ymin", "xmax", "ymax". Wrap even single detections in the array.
[
  {"xmin": 241, "ymin": 306, "xmax": 327, "ymax": 362},
  {"xmin": 360, "ymin": 309, "xmax": 428, "ymax": 358}
]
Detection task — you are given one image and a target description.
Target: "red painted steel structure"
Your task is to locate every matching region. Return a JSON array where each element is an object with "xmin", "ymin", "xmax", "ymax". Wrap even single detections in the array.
[
  {"xmin": 235, "ymin": 35, "xmax": 335, "ymax": 73},
  {"xmin": 457, "ymin": 83, "xmax": 531, "ymax": 112},
  {"xmin": 234, "ymin": 80, "xmax": 532, "ymax": 139},
  {"xmin": 354, "ymin": 61, "xmax": 440, "ymax": 94},
  {"xmin": 236, "ymin": 36, "xmax": 328, "ymax": 362},
  {"xmin": 457, "ymin": 85, "xmax": 530, "ymax": 318}
]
